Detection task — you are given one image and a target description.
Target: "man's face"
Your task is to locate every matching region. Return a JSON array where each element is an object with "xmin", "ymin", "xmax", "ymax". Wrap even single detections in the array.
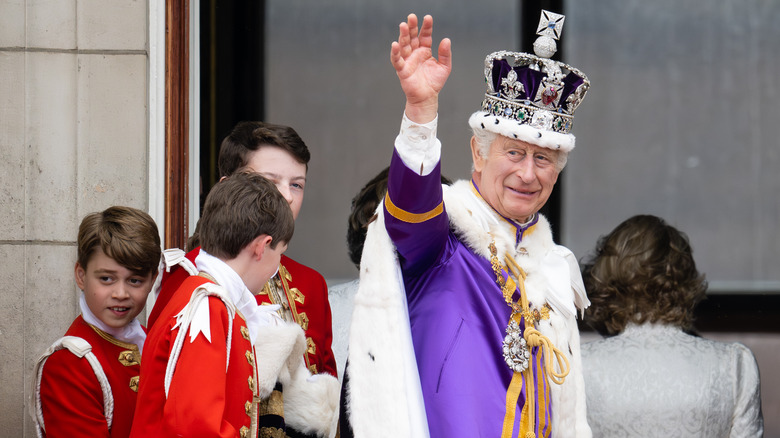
[
  {"xmin": 75, "ymin": 249, "xmax": 154, "ymax": 329},
  {"xmin": 245, "ymin": 146, "xmax": 307, "ymax": 220},
  {"xmin": 471, "ymin": 135, "xmax": 560, "ymax": 223}
]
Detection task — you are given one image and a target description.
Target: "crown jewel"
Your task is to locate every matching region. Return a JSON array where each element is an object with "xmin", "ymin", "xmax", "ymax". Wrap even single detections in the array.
[{"xmin": 478, "ymin": 10, "xmax": 589, "ymax": 135}]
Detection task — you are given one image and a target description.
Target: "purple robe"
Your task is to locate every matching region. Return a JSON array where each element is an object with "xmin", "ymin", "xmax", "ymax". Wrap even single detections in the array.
[{"xmin": 385, "ymin": 150, "xmax": 552, "ymax": 437}]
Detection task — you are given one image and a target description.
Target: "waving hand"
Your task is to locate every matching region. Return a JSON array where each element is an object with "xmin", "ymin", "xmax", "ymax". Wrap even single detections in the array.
[{"xmin": 390, "ymin": 14, "xmax": 452, "ymax": 124}]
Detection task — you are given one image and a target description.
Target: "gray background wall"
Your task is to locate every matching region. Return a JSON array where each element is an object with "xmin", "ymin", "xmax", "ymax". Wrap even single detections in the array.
[
  {"xmin": 265, "ymin": 0, "xmax": 518, "ymax": 282},
  {"xmin": 563, "ymin": 0, "xmax": 780, "ymax": 293}
]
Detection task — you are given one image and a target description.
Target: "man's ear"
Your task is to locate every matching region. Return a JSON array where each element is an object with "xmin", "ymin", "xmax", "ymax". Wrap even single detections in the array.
[
  {"xmin": 252, "ymin": 235, "xmax": 273, "ymax": 261},
  {"xmin": 470, "ymin": 136, "xmax": 485, "ymax": 173},
  {"xmin": 74, "ymin": 262, "xmax": 86, "ymax": 290},
  {"xmin": 219, "ymin": 175, "xmax": 228, "ymax": 182}
]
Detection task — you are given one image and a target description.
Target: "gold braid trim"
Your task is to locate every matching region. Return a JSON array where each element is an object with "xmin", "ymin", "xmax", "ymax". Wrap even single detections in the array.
[
  {"xmin": 384, "ymin": 192, "xmax": 444, "ymax": 224},
  {"xmin": 505, "ymin": 255, "xmax": 570, "ymax": 385},
  {"xmin": 499, "ymin": 248, "xmax": 571, "ymax": 438}
]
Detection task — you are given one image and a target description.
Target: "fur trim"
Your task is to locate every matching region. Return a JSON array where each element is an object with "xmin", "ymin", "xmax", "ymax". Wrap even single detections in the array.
[
  {"xmin": 443, "ymin": 180, "xmax": 556, "ymax": 260},
  {"xmin": 469, "ymin": 111, "xmax": 575, "ymax": 152},
  {"xmin": 255, "ymin": 321, "xmax": 340, "ymax": 437},
  {"xmin": 254, "ymin": 322, "xmax": 308, "ymax": 399},
  {"xmin": 538, "ymin": 312, "xmax": 591, "ymax": 438},
  {"xmin": 346, "ymin": 206, "xmax": 429, "ymax": 437},
  {"xmin": 283, "ymin": 370, "xmax": 340, "ymax": 437}
]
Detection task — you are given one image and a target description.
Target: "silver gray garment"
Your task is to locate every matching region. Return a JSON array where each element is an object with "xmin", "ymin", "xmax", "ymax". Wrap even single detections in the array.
[
  {"xmin": 582, "ymin": 323, "xmax": 763, "ymax": 438},
  {"xmin": 327, "ymin": 279, "xmax": 358, "ymax": 381}
]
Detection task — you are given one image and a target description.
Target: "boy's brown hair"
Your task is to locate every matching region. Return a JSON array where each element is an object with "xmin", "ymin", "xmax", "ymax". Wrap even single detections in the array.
[
  {"xmin": 199, "ymin": 170, "xmax": 295, "ymax": 260},
  {"xmin": 77, "ymin": 206, "xmax": 161, "ymax": 276},
  {"xmin": 217, "ymin": 121, "xmax": 311, "ymax": 179}
]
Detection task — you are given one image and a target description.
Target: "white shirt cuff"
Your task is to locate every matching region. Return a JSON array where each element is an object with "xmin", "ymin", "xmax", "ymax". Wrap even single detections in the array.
[{"xmin": 394, "ymin": 113, "xmax": 442, "ymax": 176}]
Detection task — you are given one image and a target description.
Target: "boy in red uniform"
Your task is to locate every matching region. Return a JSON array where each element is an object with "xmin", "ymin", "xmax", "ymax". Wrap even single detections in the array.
[
  {"xmin": 148, "ymin": 121, "xmax": 337, "ymax": 377},
  {"xmin": 30, "ymin": 206, "xmax": 162, "ymax": 438},
  {"xmin": 132, "ymin": 171, "xmax": 338, "ymax": 438}
]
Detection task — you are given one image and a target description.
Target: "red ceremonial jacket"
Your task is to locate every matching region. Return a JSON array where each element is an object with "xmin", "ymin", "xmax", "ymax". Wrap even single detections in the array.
[
  {"xmin": 256, "ymin": 254, "xmax": 337, "ymax": 376},
  {"xmin": 148, "ymin": 249, "xmax": 337, "ymax": 376},
  {"xmin": 131, "ymin": 275, "xmax": 258, "ymax": 438},
  {"xmin": 37, "ymin": 315, "xmax": 142, "ymax": 438}
]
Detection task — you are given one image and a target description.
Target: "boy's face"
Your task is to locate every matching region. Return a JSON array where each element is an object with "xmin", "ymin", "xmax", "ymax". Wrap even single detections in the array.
[
  {"xmin": 75, "ymin": 248, "xmax": 154, "ymax": 329},
  {"xmin": 261, "ymin": 240, "xmax": 288, "ymax": 283},
  {"xmin": 245, "ymin": 146, "xmax": 307, "ymax": 220}
]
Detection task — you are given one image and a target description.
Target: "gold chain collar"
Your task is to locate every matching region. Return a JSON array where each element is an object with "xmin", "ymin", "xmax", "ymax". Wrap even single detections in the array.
[
  {"xmin": 489, "ymin": 239, "xmax": 571, "ymax": 438},
  {"xmin": 489, "ymin": 241, "xmax": 550, "ymax": 325}
]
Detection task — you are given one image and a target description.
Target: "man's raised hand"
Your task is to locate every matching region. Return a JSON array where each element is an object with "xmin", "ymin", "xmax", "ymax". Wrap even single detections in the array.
[{"xmin": 390, "ymin": 14, "xmax": 452, "ymax": 124}]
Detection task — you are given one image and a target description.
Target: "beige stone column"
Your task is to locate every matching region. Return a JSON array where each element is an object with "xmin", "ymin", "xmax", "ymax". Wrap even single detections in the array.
[{"xmin": 0, "ymin": 1, "xmax": 151, "ymax": 436}]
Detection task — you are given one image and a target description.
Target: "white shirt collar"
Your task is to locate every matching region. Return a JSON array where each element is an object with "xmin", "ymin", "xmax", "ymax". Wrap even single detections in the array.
[
  {"xmin": 79, "ymin": 293, "xmax": 146, "ymax": 353},
  {"xmin": 194, "ymin": 249, "xmax": 274, "ymax": 345}
]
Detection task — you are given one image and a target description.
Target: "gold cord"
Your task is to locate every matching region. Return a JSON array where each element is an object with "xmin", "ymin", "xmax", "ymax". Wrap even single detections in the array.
[
  {"xmin": 497, "ymin": 243, "xmax": 571, "ymax": 438},
  {"xmin": 506, "ymin": 254, "xmax": 571, "ymax": 385}
]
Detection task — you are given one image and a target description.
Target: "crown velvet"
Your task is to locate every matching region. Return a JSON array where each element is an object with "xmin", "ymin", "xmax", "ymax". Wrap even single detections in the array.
[{"xmin": 478, "ymin": 10, "xmax": 590, "ymax": 136}]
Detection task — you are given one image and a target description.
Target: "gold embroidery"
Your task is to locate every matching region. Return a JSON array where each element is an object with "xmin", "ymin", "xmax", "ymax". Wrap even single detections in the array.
[
  {"xmin": 263, "ymin": 272, "xmax": 294, "ymax": 324},
  {"xmin": 257, "ymin": 389, "xmax": 286, "ymax": 437},
  {"xmin": 306, "ymin": 337, "xmax": 316, "ymax": 355},
  {"xmin": 245, "ymin": 350, "xmax": 255, "ymax": 367},
  {"xmin": 523, "ymin": 304, "xmax": 551, "ymax": 327},
  {"xmin": 245, "ymin": 400, "xmax": 252, "ymax": 416},
  {"xmin": 118, "ymin": 350, "xmax": 139, "ymax": 366},
  {"xmin": 239, "ymin": 426, "xmax": 249, "ymax": 438},
  {"xmin": 298, "ymin": 312, "xmax": 309, "ymax": 331},
  {"xmin": 258, "ymin": 389, "xmax": 284, "ymax": 417},
  {"xmin": 280, "ymin": 265, "xmax": 292, "ymax": 282},
  {"xmin": 240, "ymin": 326, "xmax": 250, "ymax": 341},
  {"xmin": 87, "ymin": 324, "xmax": 140, "ymax": 351},
  {"xmin": 129, "ymin": 376, "xmax": 139, "ymax": 392},
  {"xmin": 257, "ymin": 428, "xmax": 286, "ymax": 438},
  {"xmin": 308, "ymin": 364, "xmax": 318, "ymax": 374},
  {"xmin": 489, "ymin": 242, "xmax": 522, "ymax": 314},
  {"xmin": 248, "ymin": 376, "xmax": 255, "ymax": 392},
  {"xmin": 290, "ymin": 287, "xmax": 305, "ymax": 304},
  {"xmin": 275, "ymin": 265, "xmax": 312, "ymax": 372}
]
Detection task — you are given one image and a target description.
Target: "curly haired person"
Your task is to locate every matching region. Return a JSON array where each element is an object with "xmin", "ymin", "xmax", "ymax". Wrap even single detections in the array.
[{"xmin": 580, "ymin": 214, "xmax": 764, "ymax": 437}]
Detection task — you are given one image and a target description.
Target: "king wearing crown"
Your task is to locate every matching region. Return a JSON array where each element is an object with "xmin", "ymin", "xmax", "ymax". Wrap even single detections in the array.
[{"xmin": 342, "ymin": 12, "xmax": 592, "ymax": 438}]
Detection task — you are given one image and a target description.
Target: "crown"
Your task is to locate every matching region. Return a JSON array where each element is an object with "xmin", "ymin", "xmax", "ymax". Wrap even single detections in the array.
[{"xmin": 470, "ymin": 10, "xmax": 590, "ymax": 151}]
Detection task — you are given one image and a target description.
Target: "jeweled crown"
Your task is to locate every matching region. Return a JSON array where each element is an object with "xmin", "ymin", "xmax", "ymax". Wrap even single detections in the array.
[{"xmin": 477, "ymin": 10, "xmax": 590, "ymax": 139}]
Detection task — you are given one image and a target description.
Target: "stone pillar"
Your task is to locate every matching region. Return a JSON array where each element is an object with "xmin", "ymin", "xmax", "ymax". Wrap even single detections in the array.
[{"xmin": 0, "ymin": 1, "xmax": 151, "ymax": 436}]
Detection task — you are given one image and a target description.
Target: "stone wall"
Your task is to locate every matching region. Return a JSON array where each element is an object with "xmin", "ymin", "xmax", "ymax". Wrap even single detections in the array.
[{"xmin": 0, "ymin": 1, "xmax": 150, "ymax": 435}]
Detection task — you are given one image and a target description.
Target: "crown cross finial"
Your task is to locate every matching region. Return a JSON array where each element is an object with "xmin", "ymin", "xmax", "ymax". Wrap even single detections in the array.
[
  {"xmin": 533, "ymin": 10, "xmax": 565, "ymax": 59},
  {"xmin": 536, "ymin": 10, "xmax": 565, "ymax": 40}
]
